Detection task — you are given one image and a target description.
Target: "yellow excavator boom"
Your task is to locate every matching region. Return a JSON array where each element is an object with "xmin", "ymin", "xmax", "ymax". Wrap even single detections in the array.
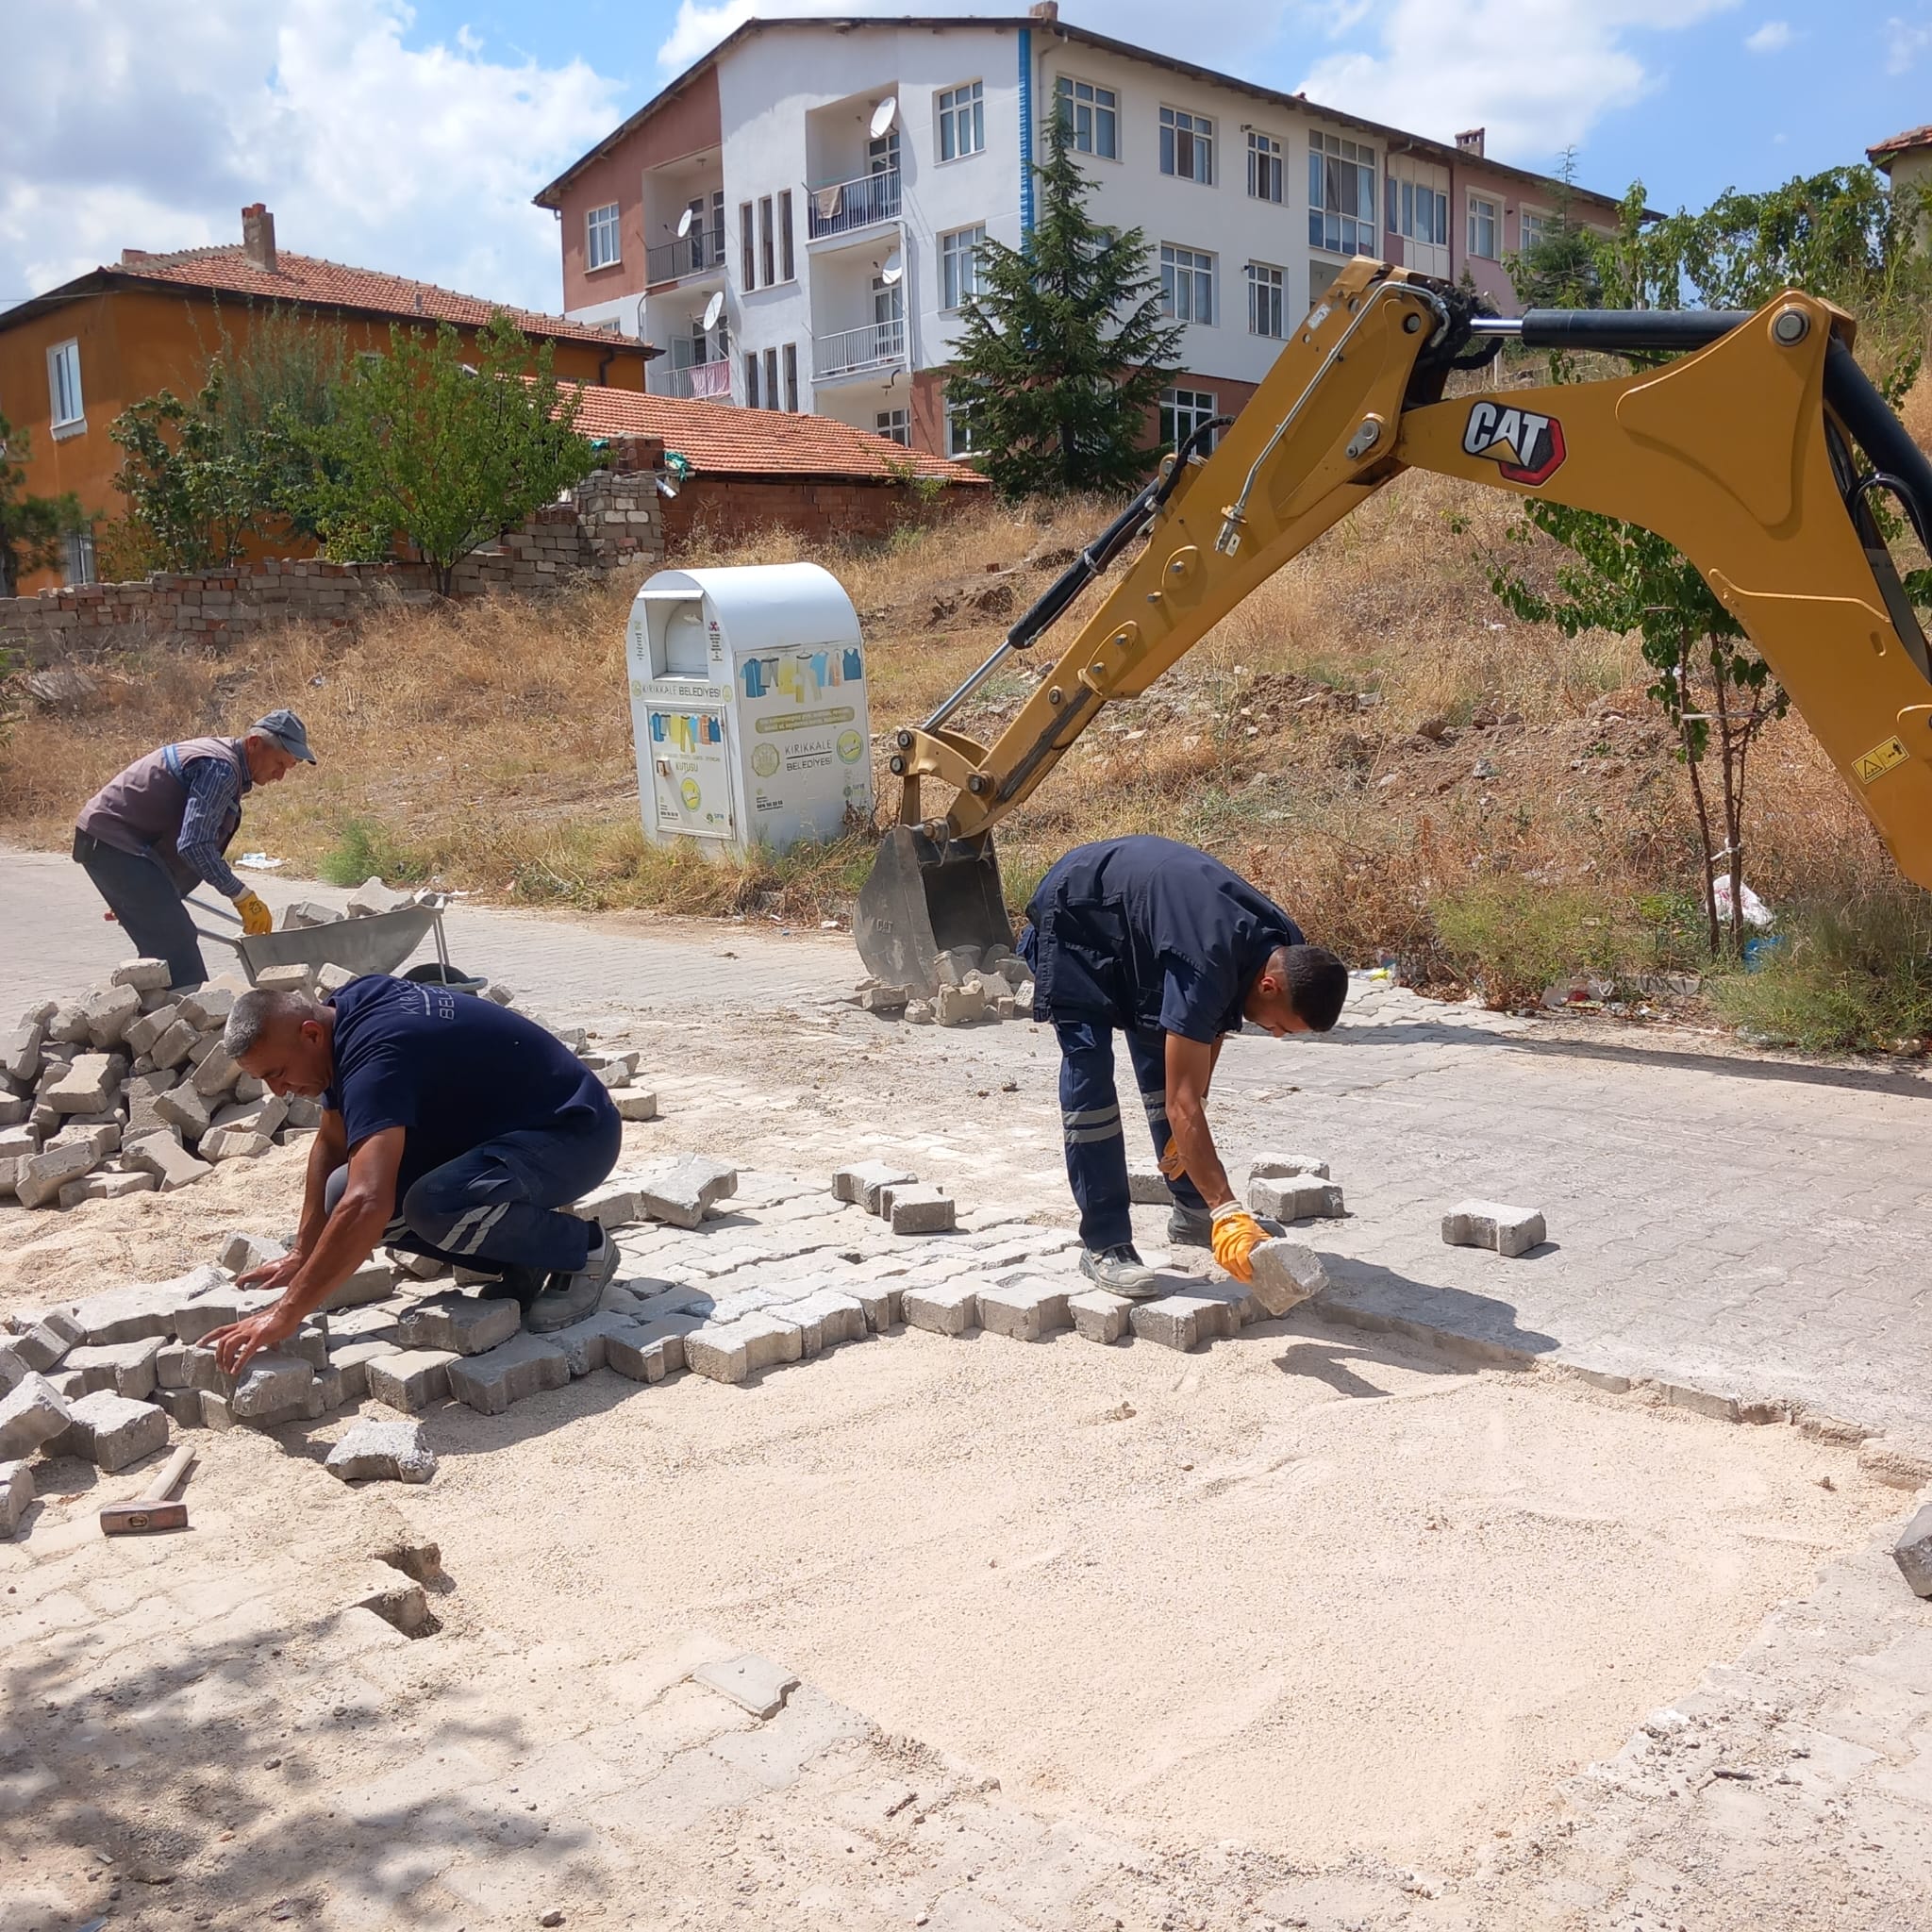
[{"xmin": 854, "ymin": 259, "xmax": 1932, "ymax": 991}]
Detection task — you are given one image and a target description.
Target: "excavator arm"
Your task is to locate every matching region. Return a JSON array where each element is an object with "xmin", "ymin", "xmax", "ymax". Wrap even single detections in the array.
[{"xmin": 855, "ymin": 258, "xmax": 1932, "ymax": 991}]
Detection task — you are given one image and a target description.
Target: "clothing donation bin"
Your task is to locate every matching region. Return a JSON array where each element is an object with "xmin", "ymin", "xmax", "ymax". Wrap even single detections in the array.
[{"xmin": 624, "ymin": 562, "xmax": 874, "ymax": 858}]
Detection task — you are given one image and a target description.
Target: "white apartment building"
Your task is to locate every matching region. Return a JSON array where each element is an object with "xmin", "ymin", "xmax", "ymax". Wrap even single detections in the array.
[{"xmin": 534, "ymin": 6, "xmax": 1621, "ymax": 459}]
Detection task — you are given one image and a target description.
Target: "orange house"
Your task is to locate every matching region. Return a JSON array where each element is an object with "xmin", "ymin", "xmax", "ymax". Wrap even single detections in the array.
[{"xmin": 0, "ymin": 205, "xmax": 653, "ymax": 593}]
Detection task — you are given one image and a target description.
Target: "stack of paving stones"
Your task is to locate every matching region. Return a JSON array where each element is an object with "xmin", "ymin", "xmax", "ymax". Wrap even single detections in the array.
[
  {"xmin": 848, "ymin": 942, "xmax": 1036, "ymax": 1028},
  {"xmin": 0, "ymin": 962, "xmax": 327, "ymax": 1210}
]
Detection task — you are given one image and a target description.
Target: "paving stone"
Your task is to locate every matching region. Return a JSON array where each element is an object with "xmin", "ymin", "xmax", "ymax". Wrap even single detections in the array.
[
  {"xmin": 230, "ymin": 1354, "xmax": 317, "ymax": 1419},
  {"xmin": 545, "ymin": 1311, "xmax": 643, "ymax": 1376},
  {"xmin": 57, "ymin": 1389, "xmax": 168, "ymax": 1472},
  {"xmin": 43, "ymin": 1052, "xmax": 118, "ymax": 1113},
  {"xmin": 14, "ymin": 1138, "xmax": 99, "ymax": 1208},
  {"xmin": 325, "ymin": 1259, "xmax": 397, "ymax": 1309},
  {"xmin": 1068, "ymin": 1289, "xmax": 1134, "ymax": 1343},
  {"xmin": 783, "ymin": 1290, "xmax": 868, "ymax": 1357},
  {"xmin": 191, "ymin": 1044, "xmax": 243, "ymax": 1099},
  {"xmin": 905, "ymin": 999, "xmax": 935, "ymax": 1024},
  {"xmin": 347, "ymin": 875, "xmax": 410, "ymax": 916},
  {"xmin": 931, "ymin": 947, "xmax": 981, "ymax": 988},
  {"xmin": 47, "ymin": 1118, "xmax": 120, "ymax": 1163},
  {"xmin": 279, "ymin": 900, "xmax": 341, "ymax": 930},
  {"xmin": 155, "ymin": 1386, "xmax": 205, "ymax": 1425},
  {"xmin": 1895, "ymin": 1502, "xmax": 1932, "ymax": 1598},
  {"xmin": 859, "ymin": 984, "xmax": 909, "ymax": 1014},
  {"xmin": 124, "ymin": 1006, "xmax": 182, "ymax": 1060},
  {"xmin": 640, "ymin": 1154, "xmax": 739, "ymax": 1229},
  {"xmin": 1130, "ymin": 1291, "xmax": 1241, "ymax": 1353},
  {"xmin": 366, "ymin": 1348, "xmax": 459, "ymax": 1413},
  {"xmin": 447, "ymin": 1333, "xmax": 571, "ymax": 1415},
  {"xmin": 1250, "ymin": 1155, "xmax": 1331, "ymax": 1185},
  {"xmin": 889, "ymin": 1186, "xmax": 956, "ymax": 1235},
  {"xmin": 1248, "ymin": 1241, "xmax": 1329, "ymax": 1317},
  {"xmin": 220, "ymin": 1230, "xmax": 289, "ymax": 1274},
  {"xmin": 123, "ymin": 1129, "xmax": 211, "ymax": 1191},
  {"xmin": 612, "ymin": 1088, "xmax": 660, "ymax": 1122},
  {"xmin": 210, "ymin": 1093, "xmax": 289, "ymax": 1138},
  {"xmin": 850, "ymin": 1282, "xmax": 903, "ymax": 1332},
  {"xmin": 0, "ymin": 1342, "xmax": 25, "ymax": 1394},
  {"xmin": 693, "ymin": 1653, "xmax": 800, "ymax": 1720},
  {"xmin": 935, "ymin": 982, "xmax": 985, "ymax": 1026},
  {"xmin": 0, "ymin": 1374, "xmax": 73, "ymax": 1457},
  {"xmin": 154, "ymin": 1081, "xmax": 214, "ymax": 1141},
  {"xmin": 1250, "ymin": 1174, "xmax": 1346, "ymax": 1221},
  {"xmin": 173, "ymin": 1290, "xmax": 276, "ymax": 1345},
  {"xmin": 327, "ymin": 1339, "xmax": 401, "ymax": 1401},
  {"xmin": 1126, "ymin": 1162, "xmax": 1173, "ymax": 1205},
  {"xmin": 48, "ymin": 1001, "xmax": 90, "ymax": 1045},
  {"xmin": 4, "ymin": 1019, "xmax": 44, "ymax": 1085},
  {"xmin": 326, "ymin": 1417, "xmax": 438, "ymax": 1484},
  {"xmin": 833, "ymin": 1159, "xmax": 917, "ymax": 1210},
  {"xmin": 976, "ymin": 1278, "xmax": 1072, "ymax": 1342},
  {"xmin": 606, "ymin": 1312, "xmax": 703, "ymax": 1383},
  {"xmin": 201, "ymin": 1127, "xmax": 272, "ymax": 1163},
  {"xmin": 1441, "ymin": 1199, "xmax": 1546, "ymax": 1257},
  {"xmin": 285, "ymin": 1321, "xmax": 329, "ymax": 1370},
  {"xmin": 175, "ymin": 988, "xmax": 234, "ymax": 1031},
  {"xmin": 902, "ymin": 1282, "xmax": 979, "ymax": 1338},
  {"xmin": 58, "ymin": 1170, "xmax": 158, "ymax": 1208},
  {"xmin": 111, "ymin": 958, "xmax": 173, "ymax": 992},
  {"xmin": 398, "ymin": 1291, "xmax": 522, "ymax": 1357},
  {"xmin": 0, "ymin": 1458, "xmax": 33, "ymax": 1536},
  {"xmin": 568, "ymin": 1183, "xmax": 643, "ymax": 1229},
  {"xmin": 156, "ymin": 1342, "xmax": 224, "ymax": 1392},
  {"xmin": 82, "ymin": 983, "xmax": 142, "ymax": 1050},
  {"xmin": 63, "ymin": 1337, "xmax": 163, "ymax": 1400},
  {"xmin": 15, "ymin": 1310, "xmax": 83, "ymax": 1373},
  {"xmin": 75, "ymin": 1276, "xmax": 203, "ymax": 1346},
  {"xmin": 252, "ymin": 963, "xmax": 315, "ymax": 992},
  {"xmin": 148, "ymin": 1017, "xmax": 199, "ymax": 1070}
]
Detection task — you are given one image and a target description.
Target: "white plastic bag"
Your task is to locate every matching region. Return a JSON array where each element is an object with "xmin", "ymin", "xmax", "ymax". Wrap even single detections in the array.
[{"xmin": 1712, "ymin": 876, "xmax": 1773, "ymax": 929}]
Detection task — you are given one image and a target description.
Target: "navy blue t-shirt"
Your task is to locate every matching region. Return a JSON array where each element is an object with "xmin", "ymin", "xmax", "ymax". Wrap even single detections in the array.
[
  {"xmin": 324, "ymin": 976, "xmax": 612, "ymax": 1186},
  {"xmin": 1023, "ymin": 837, "xmax": 1302, "ymax": 1041}
]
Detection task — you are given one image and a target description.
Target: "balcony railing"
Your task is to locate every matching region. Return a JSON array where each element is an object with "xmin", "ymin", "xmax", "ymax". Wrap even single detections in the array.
[
  {"xmin": 815, "ymin": 316, "xmax": 906, "ymax": 379},
  {"xmin": 807, "ymin": 168, "xmax": 902, "ymax": 240},
  {"xmin": 645, "ymin": 232, "xmax": 725, "ymax": 286},
  {"xmin": 652, "ymin": 358, "xmax": 733, "ymax": 403}
]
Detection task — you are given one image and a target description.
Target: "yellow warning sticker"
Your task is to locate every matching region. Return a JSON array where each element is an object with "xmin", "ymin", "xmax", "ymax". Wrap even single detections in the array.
[{"xmin": 1854, "ymin": 736, "xmax": 1910, "ymax": 785}]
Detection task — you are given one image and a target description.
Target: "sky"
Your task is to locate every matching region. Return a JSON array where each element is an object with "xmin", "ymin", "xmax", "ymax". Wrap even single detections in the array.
[{"xmin": 2, "ymin": 0, "xmax": 1926, "ymax": 319}]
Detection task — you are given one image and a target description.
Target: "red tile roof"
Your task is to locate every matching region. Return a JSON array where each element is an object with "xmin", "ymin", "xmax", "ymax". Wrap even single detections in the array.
[
  {"xmin": 1871, "ymin": 125, "xmax": 1932, "ymax": 165},
  {"xmin": 97, "ymin": 244, "xmax": 645, "ymax": 353},
  {"xmin": 568, "ymin": 385, "xmax": 989, "ymax": 484}
]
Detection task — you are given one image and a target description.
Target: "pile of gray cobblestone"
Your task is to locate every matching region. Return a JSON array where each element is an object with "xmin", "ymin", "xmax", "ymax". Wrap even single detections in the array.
[{"xmin": 852, "ymin": 941, "xmax": 1036, "ymax": 1027}]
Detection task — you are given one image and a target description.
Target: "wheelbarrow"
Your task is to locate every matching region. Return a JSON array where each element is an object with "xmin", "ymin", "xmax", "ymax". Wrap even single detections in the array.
[{"xmin": 190, "ymin": 895, "xmax": 475, "ymax": 989}]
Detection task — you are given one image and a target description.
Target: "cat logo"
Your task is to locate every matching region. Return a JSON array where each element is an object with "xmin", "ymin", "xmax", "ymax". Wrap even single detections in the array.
[{"xmin": 1462, "ymin": 400, "xmax": 1567, "ymax": 486}]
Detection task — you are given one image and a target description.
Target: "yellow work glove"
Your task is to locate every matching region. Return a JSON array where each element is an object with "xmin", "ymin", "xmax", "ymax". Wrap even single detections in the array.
[
  {"xmin": 1210, "ymin": 1202, "xmax": 1269, "ymax": 1283},
  {"xmin": 233, "ymin": 889, "xmax": 274, "ymax": 937},
  {"xmin": 1158, "ymin": 1136, "xmax": 1189, "ymax": 1182}
]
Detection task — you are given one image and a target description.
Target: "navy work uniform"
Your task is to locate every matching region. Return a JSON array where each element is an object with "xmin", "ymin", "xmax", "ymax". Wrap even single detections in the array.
[{"xmin": 1018, "ymin": 837, "xmax": 1303, "ymax": 1253}]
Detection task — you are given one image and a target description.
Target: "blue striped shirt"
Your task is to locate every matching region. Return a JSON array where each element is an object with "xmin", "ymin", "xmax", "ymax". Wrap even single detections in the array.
[{"xmin": 163, "ymin": 742, "xmax": 252, "ymax": 898}]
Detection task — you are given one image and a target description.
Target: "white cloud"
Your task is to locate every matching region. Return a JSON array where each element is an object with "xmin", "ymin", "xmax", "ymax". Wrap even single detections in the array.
[
  {"xmin": 1744, "ymin": 19, "xmax": 1792, "ymax": 51},
  {"xmin": 1296, "ymin": 0, "xmax": 1740, "ymax": 163},
  {"xmin": 1888, "ymin": 9, "xmax": 1932, "ymax": 72},
  {"xmin": 0, "ymin": 0, "xmax": 623, "ymax": 315}
]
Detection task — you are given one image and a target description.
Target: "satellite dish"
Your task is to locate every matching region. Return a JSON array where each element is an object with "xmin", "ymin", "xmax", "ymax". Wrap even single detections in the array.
[
  {"xmin": 869, "ymin": 96, "xmax": 898, "ymax": 140},
  {"xmin": 702, "ymin": 291, "xmax": 725, "ymax": 331},
  {"xmin": 880, "ymin": 250, "xmax": 904, "ymax": 286},
  {"xmin": 675, "ymin": 205, "xmax": 696, "ymax": 238}
]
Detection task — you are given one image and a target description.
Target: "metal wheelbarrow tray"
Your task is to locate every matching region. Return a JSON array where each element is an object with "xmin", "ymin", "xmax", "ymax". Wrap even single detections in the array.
[{"xmin": 187, "ymin": 902, "xmax": 455, "ymax": 987}]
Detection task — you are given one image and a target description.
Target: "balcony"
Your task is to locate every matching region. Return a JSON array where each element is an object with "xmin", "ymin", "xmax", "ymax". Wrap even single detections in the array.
[
  {"xmin": 807, "ymin": 168, "xmax": 902, "ymax": 241},
  {"xmin": 653, "ymin": 358, "xmax": 733, "ymax": 403},
  {"xmin": 646, "ymin": 231, "xmax": 725, "ymax": 288},
  {"xmin": 815, "ymin": 316, "xmax": 906, "ymax": 380}
]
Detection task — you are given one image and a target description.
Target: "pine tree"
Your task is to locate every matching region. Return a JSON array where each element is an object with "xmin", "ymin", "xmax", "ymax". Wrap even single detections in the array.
[
  {"xmin": 1507, "ymin": 149, "xmax": 1604, "ymax": 309},
  {"xmin": 946, "ymin": 110, "xmax": 1184, "ymax": 497}
]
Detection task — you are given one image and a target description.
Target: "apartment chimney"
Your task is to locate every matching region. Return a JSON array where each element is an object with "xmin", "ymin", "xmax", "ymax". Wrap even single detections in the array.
[
  {"xmin": 1455, "ymin": 127, "xmax": 1486, "ymax": 158},
  {"xmin": 1029, "ymin": 2, "xmax": 1059, "ymax": 21},
  {"xmin": 241, "ymin": 203, "xmax": 278, "ymax": 272}
]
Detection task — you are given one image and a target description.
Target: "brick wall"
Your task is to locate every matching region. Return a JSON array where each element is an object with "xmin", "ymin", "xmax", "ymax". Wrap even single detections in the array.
[
  {"xmin": 0, "ymin": 459, "xmax": 668, "ymax": 665},
  {"xmin": 661, "ymin": 473, "xmax": 978, "ymax": 548}
]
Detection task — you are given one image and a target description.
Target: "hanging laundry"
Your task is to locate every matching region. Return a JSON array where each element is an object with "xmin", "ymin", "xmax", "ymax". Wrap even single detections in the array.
[{"xmin": 842, "ymin": 647, "xmax": 863, "ymax": 681}]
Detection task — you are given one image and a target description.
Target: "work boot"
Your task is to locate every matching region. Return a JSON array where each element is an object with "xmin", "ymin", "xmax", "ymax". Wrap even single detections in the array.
[
  {"xmin": 1078, "ymin": 1244, "xmax": 1161, "ymax": 1299},
  {"xmin": 1166, "ymin": 1203, "xmax": 1215, "ymax": 1249},
  {"xmin": 494, "ymin": 1263, "xmax": 546, "ymax": 1313},
  {"xmin": 524, "ymin": 1226, "xmax": 618, "ymax": 1333}
]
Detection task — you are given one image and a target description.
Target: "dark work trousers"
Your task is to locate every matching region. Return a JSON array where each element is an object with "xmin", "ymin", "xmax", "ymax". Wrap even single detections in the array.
[
  {"xmin": 72, "ymin": 830, "xmax": 207, "ymax": 989},
  {"xmin": 325, "ymin": 1108, "xmax": 622, "ymax": 1304},
  {"xmin": 1054, "ymin": 1020, "xmax": 1209, "ymax": 1252}
]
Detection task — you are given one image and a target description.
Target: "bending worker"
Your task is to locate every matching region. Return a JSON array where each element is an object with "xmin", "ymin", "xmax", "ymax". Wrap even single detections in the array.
[
  {"xmin": 1019, "ymin": 836, "xmax": 1348, "ymax": 1296},
  {"xmin": 73, "ymin": 710, "xmax": 315, "ymax": 988},
  {"xmin": 202, "ymin": 974, "xmax": 623, "ymax": 1375}
]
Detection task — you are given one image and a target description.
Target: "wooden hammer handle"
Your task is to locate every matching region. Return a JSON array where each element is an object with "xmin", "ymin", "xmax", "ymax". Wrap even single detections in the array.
[{"xmin": 141, "ymin": 1444, "xmax": 196, "ymax": 1504}]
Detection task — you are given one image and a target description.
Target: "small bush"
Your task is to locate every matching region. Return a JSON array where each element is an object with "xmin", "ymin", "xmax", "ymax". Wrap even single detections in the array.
[
  {"xmin": 1432, "ymin": 879, "xmax": 1636, "ymax": 1008},
  {"xmin": 1712, "ymin": 891, "xmax": 1932, "ymax": 1053},
  {"xmin": 320, "ymin": 818, "xmax": 429, "ymax": 887}
]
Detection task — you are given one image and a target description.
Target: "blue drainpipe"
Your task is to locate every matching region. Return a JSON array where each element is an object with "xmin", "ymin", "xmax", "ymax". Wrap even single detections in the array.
[{"xmin": 1018, "ymin": 26, "xmax": 1035, "ymax": 238}]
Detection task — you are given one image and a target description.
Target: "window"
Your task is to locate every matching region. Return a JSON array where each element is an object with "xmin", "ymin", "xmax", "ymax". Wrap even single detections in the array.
[
  {"xmin": 63, "ymin": 528, "xmax": 96, "ymax": 587},
  {"xmin": 876, "ymin": 408, "xmax": 911, "ymax": 447},
  {"xmin": 778, "ymin": 191, "xmax": 794, "ymax": 281},
  {"xmin": 1518, "ymin": 207, "xmax": 1552, "ymax": 253},
  {"xmin": 941, "ymin": 224, "xmax": 987, "ymax": 310},
  {"xmin": 870, "ymin": 126, "xmax": 901, "ymax": 175},
  {"xmin": 783, "ymin": 342, "xmax": 799, "ymax": 413},
  {"xmin": 1159, "ymin": 242, "xmax": 1215, "ymax": 325},
  {"xmin": 1247, "ymin": 130, "xmax": 1284, "ymax": 204},
  {"xmin": 1246, "ymin": 261, "xmax": 1285, "ymax": 339},
  {"xmin": 587, "ymin": 202, "xmax": 622, "ymax": 271},
  {"xmin": 744, "ymin": 352, "xmax": 760, "ymax": 408},
  {"xmin": 47, "ymin": 340, "xmax": 83, "ymax": 430},
  {"xmin": 742, "ymin": 194, "xmax": 794, "ymax": 291},
  {"xmin": 938, "ymin": 80, "xmax": 985, "ymax": 161},
  {"xmin": 1468, "ymin": 194, "xmax": 1500, "ymax": 259},
  {"xmin": 1159, "ymin": 387, "xmax": 1217, "ymax": 454},
  {"xmin": 1308, "ymin": 131, "xmax": 1376, "ymax": 256},
  {"xmin": 763, "ymin": 347, "xmax": 780, "ymax": 411},
  {"xmin": 1387, "ymin": 175, "xmax": 1449, "ymax": 247},
  {"xmin": 1054, "ymin": 75, "xmax": 1118, "ymax": 159},
  {"xmin": 945, "ymin": 391, "xmax": 979, "ymax": 458},
  {"xmin": 740, "ymin": 202, "xmax": 755, "ymax": 286},
  {"xmin": 1159, "ymin": 106, "xmax": 1214, "ymax": 186},
  {"xmin": 759, "ymin": 198, "xmax": 775, "ymax": 287}
]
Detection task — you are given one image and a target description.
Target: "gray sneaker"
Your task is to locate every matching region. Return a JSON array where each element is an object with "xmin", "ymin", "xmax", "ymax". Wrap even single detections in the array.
[
  {"xmin": 1078, "ymin": 1244, "xmax": 1162, "ymax": 1299},
  {"xmin": 525, "ymin": 1227, "xmax": 618, "ymax": 1333}
]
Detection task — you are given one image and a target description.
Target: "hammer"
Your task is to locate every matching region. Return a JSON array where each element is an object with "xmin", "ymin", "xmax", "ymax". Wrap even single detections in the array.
[{"xmin": 99, "ymin": 1445, "xmax": 196, "ymax": 1536}]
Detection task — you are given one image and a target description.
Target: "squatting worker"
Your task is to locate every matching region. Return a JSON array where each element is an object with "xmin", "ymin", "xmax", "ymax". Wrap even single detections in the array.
[
  {"xmin": 202, "ymin": 975, "xmax": 623, "ymax": 1376},
  {"xmin": 72, "ymin": 709, "xmax": 316, "ymax": 989},
  {"xmin": 1018, "ymin": 836, "xmax": 1348, "ymax": 1297}
]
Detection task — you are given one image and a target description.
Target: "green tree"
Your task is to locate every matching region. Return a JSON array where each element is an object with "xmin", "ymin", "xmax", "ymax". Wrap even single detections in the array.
[
  {"xmin": 110, "ymin": 362, "xmax": 273, "ymax": 572},
  {"xmin": 308, "ymin": 312, "xmax": 596, "ymax": 595},
  {"xmin": 0, "ymin": 414, "xmax": 84, "ymax": 596},
  {"xmin": 1507, "ymin": 150, "xmax": 1603, "ymax": 309},
  {"xmin": 216, "ymin": 308, "xmax": 352, "ymax": 541},
  {"xmin": 945, "ymin": 110, "xmax": 1184, "ymax": 496}
]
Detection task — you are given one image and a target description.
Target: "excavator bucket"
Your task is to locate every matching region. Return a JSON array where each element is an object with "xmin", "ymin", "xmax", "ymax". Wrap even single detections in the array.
[{"xmin": 855, "ymin": 824, "xmax": 1011, "ymax": 991}]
